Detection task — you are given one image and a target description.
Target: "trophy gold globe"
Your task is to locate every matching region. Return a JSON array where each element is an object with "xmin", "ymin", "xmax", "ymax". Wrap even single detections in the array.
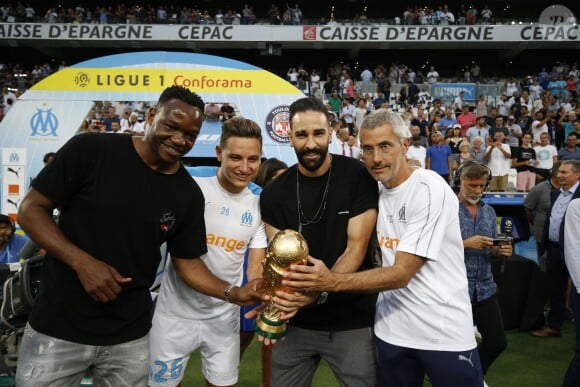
[{"xmin": 255, "ymin": 229, "xmax": 309, "ymax": 339}]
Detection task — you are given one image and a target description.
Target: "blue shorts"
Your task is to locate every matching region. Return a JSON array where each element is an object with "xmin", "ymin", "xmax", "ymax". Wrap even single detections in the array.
[
  {"xmin": 376, "ymin": 338, "xmax": 483, "ymax": 387},
  {"xmin": 240, "ymin": 303, "xmax": 258, "ymax": 331},
  {"xmin": 240, "ymin": 250, "xmax": 257, "ymax": 332}
]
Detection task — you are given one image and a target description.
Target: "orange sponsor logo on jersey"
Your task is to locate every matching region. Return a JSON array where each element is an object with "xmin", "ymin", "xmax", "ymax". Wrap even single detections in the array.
[
  {"xmin": 207, "ymin": 233, "xmax": 246, "ymax": 253},
  {"xmin": 377, "ymin": 233, "xmax": 400, "ymax": 250}
]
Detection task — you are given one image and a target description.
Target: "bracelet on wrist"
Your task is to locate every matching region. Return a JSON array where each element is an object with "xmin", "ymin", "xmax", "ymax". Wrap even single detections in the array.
[{"xmin": 224, "ymin": 284, "xmax": 235, "ymax": 304}]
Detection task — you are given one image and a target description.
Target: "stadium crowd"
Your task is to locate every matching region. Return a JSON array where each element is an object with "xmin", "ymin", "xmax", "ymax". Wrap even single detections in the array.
[{"xmin": 0, "ymin": 2, "xmax": 573, "ymax": 26}]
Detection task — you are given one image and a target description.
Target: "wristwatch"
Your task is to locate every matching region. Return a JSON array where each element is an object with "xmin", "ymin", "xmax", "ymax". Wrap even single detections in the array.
[
  {"xmin": 317, "ymin": 291, "xmax": 329, "ymax": 305},
  {"xmin": 224, "ymin": 284, "xmax": 235, "ymax": 304}
]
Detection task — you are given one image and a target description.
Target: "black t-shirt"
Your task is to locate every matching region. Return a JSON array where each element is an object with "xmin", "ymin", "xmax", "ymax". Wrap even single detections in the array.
[
  {"xmin": 512, "ymin": 146, "xmax": 536, "ymax": 172},
  {"xmin": 29, "ymin": 133, "xmax": 207, "ymax": 345},
  {"xmin": 260, "ymin": 155, "xmax": 378, "ymax": 331}
]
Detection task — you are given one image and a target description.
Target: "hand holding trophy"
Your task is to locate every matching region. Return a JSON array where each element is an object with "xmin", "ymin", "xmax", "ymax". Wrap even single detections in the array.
[{"xmin": 255, "ymin": 229, "xmax": 308, "ymax": 340}]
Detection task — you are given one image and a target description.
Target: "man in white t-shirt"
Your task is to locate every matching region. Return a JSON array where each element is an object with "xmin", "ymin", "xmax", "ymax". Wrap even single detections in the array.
[
  {"xmin": 484, "ymin": 132, "xmax": 512, "ymax": 191},
  {"xmin": 531, "ymin": 110, "xmax": 551, "ymax": 144},
  {"xmin": 283, "ymin": 109, "xmax": 482, "ymax": 386},
  {"xmin": 426, "ymin": 66, "xmax": 439, "ymax": 84},
  {"xmin": 454, "ymin": 91, "xmax": 465, "ymax": 113},
  {"xmin": 534, "ymin": 132, "xmax": 558, "ymax": 181},
  {"xmin": 407, "ymin": 135, "xmax": 427, "ymax": 168},
  {"xmin": 149, "ymin": 117, "xmax": 267, "ymax": 387}
]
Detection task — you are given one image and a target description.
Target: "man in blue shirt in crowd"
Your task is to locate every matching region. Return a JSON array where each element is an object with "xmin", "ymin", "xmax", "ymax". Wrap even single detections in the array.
[{"xmin": 0, "ymin": 214, "xmax": 28, "ymax": 264}]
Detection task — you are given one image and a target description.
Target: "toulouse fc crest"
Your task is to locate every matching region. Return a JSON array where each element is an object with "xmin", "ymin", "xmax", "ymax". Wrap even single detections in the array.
[{"xmin": 265, "ymin": 105, "xmax": 290, "ymax": 143}]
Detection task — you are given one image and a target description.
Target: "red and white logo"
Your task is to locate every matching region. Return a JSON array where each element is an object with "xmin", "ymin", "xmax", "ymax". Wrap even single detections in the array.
[{"xmin": 302, "ymin": 26, "xmax": 316, "ymax": 41}]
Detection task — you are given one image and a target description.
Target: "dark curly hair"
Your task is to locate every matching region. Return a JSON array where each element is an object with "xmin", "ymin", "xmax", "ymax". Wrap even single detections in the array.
[{"xmin": 157, "ymin": 86, "xmax": 205, "ymax": 113}]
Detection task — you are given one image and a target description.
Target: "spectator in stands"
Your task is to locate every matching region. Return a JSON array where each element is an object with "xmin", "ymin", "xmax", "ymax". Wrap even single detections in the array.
[
  {"xmin": 457, "ymin": 161, "xmax": 510, "ymax": 384},
  {"xmin": 482, "ymin": 108, "xmax": 499, "ymax": 128},
  {"xmin": 101, "ymin": 106, "xmax": 118, "ymax": 132},
  {"xmin": 454, "ymin": 91, "xmax": 465, "ymax": 115},
  {"xmin": 457, "ymin": 105, "xmax": 477, "ymax": 137},
  {"xmin": 407, "ymin": 134, "xmax": 427, "ymax": 168},
  {"xmin": 466, "ymin": 117, "xmax": 490, "ymax": 146},
  {"xmin": 534, "ymin": 132, "xmax": 558, "ymax": 181},
  {"xmin": 426, "ymin": 130, "xmax": 453, "ymax": 183},
  {"xmin": 0, "ymin": 214, "xmax": 29, "ymax": 264},
  {"xmin": 531, "ymin": 110, "xmax": 552, "ymax": 144},
  {"xmin": 410, "ymin": 125, "xmax": 428, "ymax": 148},
  {"xmin": 512, "ymin": 133, "xmax": 539, "ymax": 192},
  {"xmin": 489, "ymin": 116, "xmax": 509, "ymax": 141},
  {"xmin": 517, "ymin": 105, "xmax": 534, "ymax": 133},
  {"xmin": 353, "ymin": 98, "xmax": 367, "ymax": 136},
  {"xmin": 268, "ymin": 4, "xmax": 280, "ymax": 25},
  {"xmin": 438, "ymin": 109, "xmax": 457, "ymax": 136},
  {"xmin": 558, "ymin": 133, "xmax": 580, "ymax": 160},
  {"xmin": 407, "ymin": 81, "xmax": 420, "ymax": 106},
  {"xmin": 327, "ymin": 89, "xmax": 342, "ymax": 114},
  {"xmin": 506, "ymin": 115, "xmax": 523, "ymax": 150},
  {"xmin": 447, "ymin": 124, "xmax": 466, "ymax": 155},
  {"xmin": 122, "ymin": 112, "xmax": 144, "ymax": 135},
  {"xmin": 372, "ymin": 91, "xmax": 386, "ymax": 110},
  {"xmin": 426, "ymin": 65, "xmax": 439, "ymax": 84},
  {"xmin": 220, "ymin": 102, "xmax": 235, "ymax": 122},
  {"xmin": 495, "ymin": 94, "xmax": 509, "ymax": 119},
  {"xmin": 340, "ymin": 98, "xmax": 355, "ymax": 136},
  {"xmin": 287, "ymin": 67, "xmax": 299, "ymax": 86},
  {"xmin": 241, "ymin": 4, "xmax": 256, "ymax": 25},
  {"xmin": 288, "ymin": 3, "xmax": 302, "ymax": 25},
  {"xmin": 475, "ymin": 95, "xmax": 488, "ymax": 119},
  {"xmin": 471, "ymin": 136, "xmax": 487, "ymax": 162},
  {"xmin": 480, "ymin": 6, "xmax": 492, "ymax": 24},
  {"xmin": 346, "ymin": 135, "xmax": 361, "ymax": 159},
  {"xmin": 204, "ymin": 102, "xmax": 221, "ymax": 122},
  {"xmin": 506, "ymin": 78, "xmax": 519, "ymax": 97},
  {"xmin": 484, "ymin": 132, "xmax": 511, "ymax": 192}
]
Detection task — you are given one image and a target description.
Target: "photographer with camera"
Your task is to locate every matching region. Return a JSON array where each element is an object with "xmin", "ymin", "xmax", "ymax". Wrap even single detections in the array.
[{"xmin": 457, "ymin": 161, "xmax": 512, "ymax": 385}]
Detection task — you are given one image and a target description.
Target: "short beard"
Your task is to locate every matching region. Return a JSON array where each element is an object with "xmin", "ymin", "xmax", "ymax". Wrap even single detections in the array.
[
  {"xmin": 464, "ymin": 194, "xmax": 482, "ymax": 205},
  {"xmin": 296, "ymin": 147, "xmax": 328, "ymax": 172}
]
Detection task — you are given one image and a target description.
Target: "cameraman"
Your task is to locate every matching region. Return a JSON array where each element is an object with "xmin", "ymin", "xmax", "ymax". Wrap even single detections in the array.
[
  {"xmin": 457, "ymin": 161, "xmax": 512, "ymax": 382},
  {"xmin": 0, "ymin": 215, "xmax": 28, "ymax": 264}
]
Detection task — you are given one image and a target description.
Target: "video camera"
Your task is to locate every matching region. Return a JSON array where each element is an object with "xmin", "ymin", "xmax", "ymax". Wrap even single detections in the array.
[{"xmin": 0, "ymin": 255, "xmax": 43, "ymax": 369}]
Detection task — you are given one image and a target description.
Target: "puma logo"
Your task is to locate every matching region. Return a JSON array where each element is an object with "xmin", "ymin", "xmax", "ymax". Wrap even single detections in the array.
[{"xmin": 458, "ymin": 352, "xmax": 474, "ymax": 367}]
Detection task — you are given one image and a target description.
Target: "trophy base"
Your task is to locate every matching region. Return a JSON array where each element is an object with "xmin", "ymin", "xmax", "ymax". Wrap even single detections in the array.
[{"xmin": 255, "ymin": 313, "xmax": 286, "ymax": 339}]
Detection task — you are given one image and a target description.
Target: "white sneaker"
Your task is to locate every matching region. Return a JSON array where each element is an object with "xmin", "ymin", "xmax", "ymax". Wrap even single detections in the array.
[{"xmin": 483, "ymin": 380, "xmax": 490, "ymax": 387}]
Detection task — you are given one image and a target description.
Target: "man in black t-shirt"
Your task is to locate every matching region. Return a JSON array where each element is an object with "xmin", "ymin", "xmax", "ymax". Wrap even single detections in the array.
[
  {"xmin": 15, "ymin": 86, "xmax": 263, "ymax": 387},
  {"xmin": 258, "ymin": 97, "xmax": 379, "ymax": 387}
]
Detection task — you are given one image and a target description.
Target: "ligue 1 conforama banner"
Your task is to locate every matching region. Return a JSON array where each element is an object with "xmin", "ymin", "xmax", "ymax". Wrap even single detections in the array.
[{"xmin": 0, "ymin": 51, "xmax": 304, "ymax": 215}]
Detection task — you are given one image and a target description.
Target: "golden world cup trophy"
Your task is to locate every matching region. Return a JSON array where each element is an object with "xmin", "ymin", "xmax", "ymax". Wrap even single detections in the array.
[{"xmin": 255, "ymin": 229, "xmax": 309, "ymax": 339}]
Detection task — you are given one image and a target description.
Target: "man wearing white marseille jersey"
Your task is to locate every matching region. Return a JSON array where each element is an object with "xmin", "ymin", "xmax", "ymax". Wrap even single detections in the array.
[
  {"xmin": 149, "ymin": 117, "xmax": 267, "ymax": 387},
  {"xmin": 283, "ymin": 109, "xmax": 483, "ymax": 386}
]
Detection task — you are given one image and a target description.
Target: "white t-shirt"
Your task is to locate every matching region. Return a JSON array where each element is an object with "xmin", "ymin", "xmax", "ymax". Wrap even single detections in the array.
[
  {"xmin": 406, "ymin": 146, "xmax": 427, "ymax": 168},
  {"xmin": 533, "ymin": 144, "xmax": 557, "ymax": 170},
  {"xmin": 374, "ymin": 169, "xmax": 475, "ymax": 351},
  {"xmin": 426, "ymin": 71, "xmax": 439, "ymax": 83},
  {"xmin": 486, "ymin": 143, "xmax": 512, "ymax": 176},
  {"xmin": 531, "ymin": 120, "xmax": 548, "ymax": 143},
  {"xmin": 155, "ymin": 167, "xmax": 267, "ymax": 321},
  {"xmin": 353, "ymin": 107, "xmax": 367, "ymax": 131}
]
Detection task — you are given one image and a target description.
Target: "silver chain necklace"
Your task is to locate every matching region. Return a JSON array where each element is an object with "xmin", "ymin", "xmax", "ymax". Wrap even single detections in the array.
[{"xmin": 296, "ymin": 159, "xmax": 332, "ymax": 234}]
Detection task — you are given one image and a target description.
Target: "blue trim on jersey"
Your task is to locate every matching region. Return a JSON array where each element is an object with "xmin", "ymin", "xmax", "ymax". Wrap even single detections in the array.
[
  {"xmin": 247, "ymin": 181, "xmax": 262, "ymax": 195},
  {"xmin": 186, "ymin": 166, "xmax": 218, "ymax": 177},
  {"xmin": 70, "ymin": 51, "xmax": 259, "ymax": 70},
  {"xmin": 186, "ymin": 166, "xmax": 262, "ymax": 195}
]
